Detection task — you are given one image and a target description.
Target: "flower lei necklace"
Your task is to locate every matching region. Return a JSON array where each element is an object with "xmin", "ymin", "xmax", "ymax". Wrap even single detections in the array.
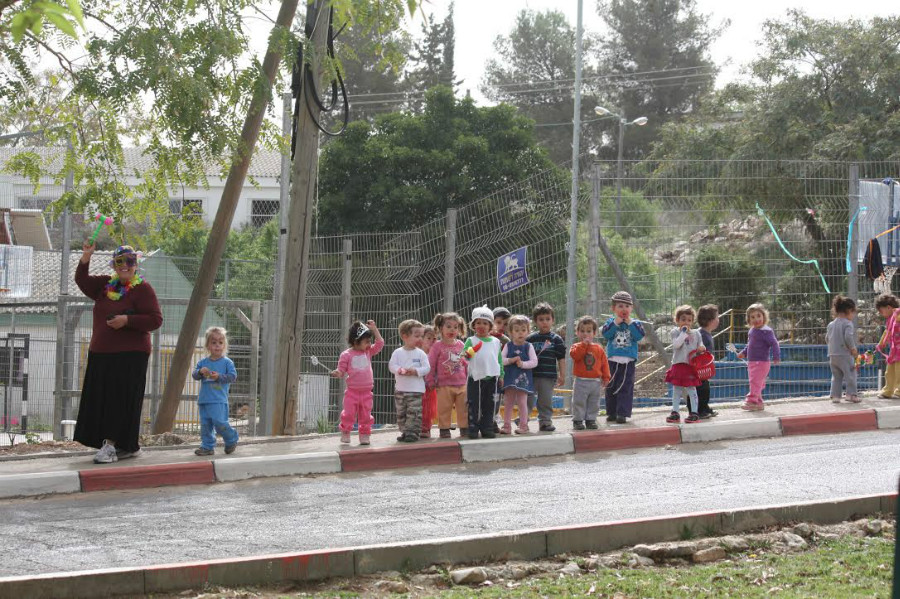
[{"xmin": 105, "ymin": 274, "xmax": 143, "ymax": 301}]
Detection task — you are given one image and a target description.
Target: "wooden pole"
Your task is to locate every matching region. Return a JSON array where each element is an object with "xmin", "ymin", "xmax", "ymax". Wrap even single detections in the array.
[
  {"xmin": 271, "ymin": 1, "xmax": 329, "ymax": 435},
  {"xmin": 153, "ymin": 0, "xmax": 300, "ymax": 433}
]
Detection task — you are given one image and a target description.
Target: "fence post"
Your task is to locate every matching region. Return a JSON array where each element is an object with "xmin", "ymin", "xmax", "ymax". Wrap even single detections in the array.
[
  {"xmin": 259, "ymin": 301, "xmax": 274, "ymax": 435},
  {"xmin": 223, "ymin": 259, "xmax": 230, "ymax": 300},
  {"xmin": 149, "ymin": 329, "xmax": 161, "ymax": 429},
  {"xmin": 443, "ymin": 208, "xmax": 457, "ymax": 312},
  {"xmin": 249, "ymin": 301, "xmax": 260, "ymax": 436},
  {"xmin": 589, "ymin": 163, "xmax": 601, "ymax": 317},
  {"xmin": 848, "ymin": 163, "xmax": 860, "ymax": 305},
  {"xmin": 340, "ymin": 238, "xmax": 352, "ymax": 403}
]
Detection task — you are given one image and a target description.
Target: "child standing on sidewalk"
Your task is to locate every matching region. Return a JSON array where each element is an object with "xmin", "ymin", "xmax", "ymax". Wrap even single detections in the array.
[
  {"xmin": 664, "ymin": 306, "xmax": 705, "ymax": 424},
  {"xmin": 875, "ymin": 294, "xmax": 900, "ymax": 398},
  {"xmin": 527, "ymin": 302, "xmax": 566, "ymax": 432},
  {"xmin": 602, "ymin": 291, "xmax": 645, "ymax": 424},
  {"xmin": 465, "ymin": 305, "xmax": 503, "ymax": 439},
  {"xmin": 332, "ymin": 320, "xmax": 384, "ymax": 445},
  {"xmin": 500, "ymin": 314, "xmax": 538, "ymax": 435},
  {"xmin": 696, "ymin": 304, "xmax": 720, "ymax": 419},
  {"xmin": 569, "ymin": 316, "xmax": 610, "ymax": 430},
  {"xmin": 419, "ymin": 324, "xmax": 438, "ymax": 437},
  {"xmin": 491, "ymin": 307, "xmax": 512, "ymax": 432},
  {"xmin": 428, "ymin": 312, "xmax": 468, "ymax": 439},
  {"xmin": 389, "ymin": 319, "xmax": 431, "ymax": 443},
  {"xmin": 737, "ymin": 303, "xmax": 780, "ymax": 411},
  {"xmin": 192, "ymin": 327, "xmax": 239, "ymax": 456},
  {"xmin": 827, "ymin": 295, "xmax": 859, "ymax": 404}
]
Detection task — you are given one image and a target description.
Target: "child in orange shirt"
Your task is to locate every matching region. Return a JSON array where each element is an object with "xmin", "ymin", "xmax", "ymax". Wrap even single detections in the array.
[{"xmin": 569, "ymin": 316, "xmax": 611, "ymax": 430}]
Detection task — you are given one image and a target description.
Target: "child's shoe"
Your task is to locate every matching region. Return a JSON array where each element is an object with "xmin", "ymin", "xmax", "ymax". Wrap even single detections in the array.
[
  {"xmin": 616, "ymin": 416, "xmax": 627, "ymax": 424},
  {"xmin": 401, "ymin": 432, "xmax": 419, "ymax": 443},
  {"xmin": 420, "ymin": 429, "xmax": 431, "ymax": 438},
  {"xmin": 665, "ymin": 411, "xmax": 680, "ymax": 423},
  {"xmin": 606, "ymin": 414, "xmax": 617, "ymax": 422},
  {"xmin": 359, "ymin": 435, "xmax": 370, "ymax": 445},
  {"xmin": 500, "ymin": 425, "xmax": 512, "ymax": 435},
  {"xmin": 572, "ymin": 420, "xmax": 585, "ymax": 430},
  {"xmin": 741, "ymin": 401, "xmax": 764, "ymax": 411},
  {"xmin": 225, "ymin": 444, "xmax": 237, "ymax": 455},
  {"xmin": 481, "ymin": 429, "xmax": 496, "ymax": 439},
  {"xmin": 340, "ymin": 431, "xmax": 351, "ymax": 444},
  {"xmin": 515, "ymin": 425, "xmax": 529, "ymax": 435},
  {"xmin": 585, "ymin": 420, "xmax": 598, "ymax": 430},
  {"xmin": 847, "ymin": 395, "xmax": 861, "ymax": 403},
  {"xmin": 539, "ymin": 423, "xmax": 556, "ymax": 432},
  {"xmin": 685, "ymin": 413, "xmax": 701, "ymax": 423},
  {"xmin": 831, "ymin": 396, "xmax": 842, "ymax": 404},
  {"xmin": 439, "ymin": 428, "xmax": 451, "ymax": 439},
  {"xmin": 492, "ymin": 422, "xmax": 501, "ymax": 434},
  {"xmin": 467, "ymin": 429, "xmax": 480, "ymax": 440}
]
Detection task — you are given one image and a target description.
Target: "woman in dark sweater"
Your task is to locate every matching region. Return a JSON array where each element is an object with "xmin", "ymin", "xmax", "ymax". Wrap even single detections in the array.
[{"xmin": 74, "ymin": 242, "xmax": 163, "ymax": 464}]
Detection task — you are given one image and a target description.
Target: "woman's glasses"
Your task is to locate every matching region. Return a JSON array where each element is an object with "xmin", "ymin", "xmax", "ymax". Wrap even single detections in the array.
[{"xmin": 113, "ymin": 255, "xmax": 137, "ymax": 268}]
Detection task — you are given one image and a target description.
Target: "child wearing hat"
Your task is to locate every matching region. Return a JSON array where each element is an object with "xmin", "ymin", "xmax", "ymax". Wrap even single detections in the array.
[
  {"xmin": 601, "ymin": 291, "xmax": 645, "ymax": 423},
  {"xmin": 464, "ymin": 305, "xmax": 503, "ymax": 439}
]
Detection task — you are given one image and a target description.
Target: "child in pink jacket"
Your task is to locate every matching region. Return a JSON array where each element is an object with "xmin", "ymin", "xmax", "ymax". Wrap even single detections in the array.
[{"xmin": 332, "ymin": 320, "xmax": 384, "ymax": 445}]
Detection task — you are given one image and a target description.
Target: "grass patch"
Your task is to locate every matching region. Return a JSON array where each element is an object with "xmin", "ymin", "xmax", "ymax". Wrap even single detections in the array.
[{"xmin": 433, "ymin": 536, "xmax": 894, "ymax": 599}]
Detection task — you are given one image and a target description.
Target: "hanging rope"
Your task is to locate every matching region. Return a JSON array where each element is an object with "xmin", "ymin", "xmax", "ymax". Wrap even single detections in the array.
[{"xmin": 756, "ymin": 203, "xmax": 830, "ymax": 293}]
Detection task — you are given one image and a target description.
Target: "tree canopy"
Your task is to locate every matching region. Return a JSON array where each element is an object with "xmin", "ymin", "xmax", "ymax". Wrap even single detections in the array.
[{"xmin": 316, "ymin": 85, "xmax": 563, "ymax": 234}]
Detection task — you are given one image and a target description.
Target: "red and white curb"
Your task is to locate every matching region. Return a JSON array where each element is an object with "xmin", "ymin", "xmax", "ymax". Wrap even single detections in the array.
[
  {"xmin": 2, "ymin": 406, "xmax": 899, "ymax": 500},
  {"xmin": 0, "ymin": 492, "xmax": 895, "ymax": 599}
]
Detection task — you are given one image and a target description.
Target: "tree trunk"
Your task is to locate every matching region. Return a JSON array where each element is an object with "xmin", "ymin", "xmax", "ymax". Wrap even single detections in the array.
[
  {"xmin": 271, "ymin": 1, "xmax": 329, "ymax": 435},
  {"xmin": 152, "ymin": 0, "xmax": 300, "ymax": 434}
]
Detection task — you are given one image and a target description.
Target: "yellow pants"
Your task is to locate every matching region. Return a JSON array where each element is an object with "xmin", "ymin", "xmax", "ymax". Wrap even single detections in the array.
[{"xmin": 881, "ymin": 362, "xmax": 900, "ymax": 397}]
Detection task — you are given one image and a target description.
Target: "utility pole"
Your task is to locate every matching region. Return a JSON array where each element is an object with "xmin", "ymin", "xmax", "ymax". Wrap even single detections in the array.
[
  {"xmin": 153, "ymin": 0, "xmax": 301, "ymax": 433},
  {"xmin": 564, "ymin": 0, "xmax": 584, "ymax": 390},
  {"xmin": 271, "ymin": 1, "xmax": 330, "ymax": 435}
]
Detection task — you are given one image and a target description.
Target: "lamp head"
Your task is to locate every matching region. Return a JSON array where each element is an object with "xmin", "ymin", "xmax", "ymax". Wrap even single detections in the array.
[
  {"xmin": 594, "ymin": 106, "xmax": 612, "ymax": 116},
  {"xmin": 632, "ymin": 116, "xmax": 649, "ymax": 126}
]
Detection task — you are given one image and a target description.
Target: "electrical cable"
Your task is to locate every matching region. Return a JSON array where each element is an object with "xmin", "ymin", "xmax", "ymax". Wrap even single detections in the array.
[{"xmin": 291, "ymin": 5, "xmax": 350, "ymax": 159}]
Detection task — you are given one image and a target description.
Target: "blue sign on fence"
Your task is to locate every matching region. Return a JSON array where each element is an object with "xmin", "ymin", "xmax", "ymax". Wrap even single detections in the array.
[{"xmin": 497, "ymin": 246, "xmax": 529, "ymax": 293}]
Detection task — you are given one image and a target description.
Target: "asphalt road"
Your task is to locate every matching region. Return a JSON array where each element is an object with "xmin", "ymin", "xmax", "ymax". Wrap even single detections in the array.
[{"xmin": 2, "ymin": 430, "xmax": 898, "ymax": 576}]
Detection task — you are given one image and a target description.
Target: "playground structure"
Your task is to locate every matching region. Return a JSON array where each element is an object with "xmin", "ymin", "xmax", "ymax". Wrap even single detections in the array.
[{"xmin": 0, "ymin": 158, "xmax": 898, "ymax": 437}]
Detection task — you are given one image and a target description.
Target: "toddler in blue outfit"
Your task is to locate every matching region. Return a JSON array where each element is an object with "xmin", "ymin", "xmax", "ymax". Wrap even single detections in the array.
[{"xmin": 192, "ymin": 326, "xmax": 239, "ymax": 455}]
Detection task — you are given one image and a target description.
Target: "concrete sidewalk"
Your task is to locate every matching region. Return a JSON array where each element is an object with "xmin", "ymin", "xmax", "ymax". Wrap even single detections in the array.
[{"xmin": 1, "ymin": 393, "xmax": 898, "ymax": 498}]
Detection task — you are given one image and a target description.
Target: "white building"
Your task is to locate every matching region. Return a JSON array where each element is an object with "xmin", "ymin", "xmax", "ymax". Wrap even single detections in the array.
[{"xmin": 0, "ymin": 146, "xmax": 283, "ymax": 239}]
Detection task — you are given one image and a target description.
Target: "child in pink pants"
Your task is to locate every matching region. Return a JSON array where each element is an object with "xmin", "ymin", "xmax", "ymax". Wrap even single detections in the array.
[
  {"xmin": 737, "ymin": 303, "xmax": 780, "ymax": 411},
  {"xmin": 332, "ymin": 320, "xmax": 384, "ymax": 445}
]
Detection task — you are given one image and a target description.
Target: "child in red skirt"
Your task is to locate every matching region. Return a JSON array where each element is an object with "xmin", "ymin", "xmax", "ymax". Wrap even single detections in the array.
[
  {"xmin": 420, "ymin": 324, "xmax": 438, "ymax": 437},
  {"xmin": 664, "ymin": 305, "xmax": 706, "ymax": 424}
]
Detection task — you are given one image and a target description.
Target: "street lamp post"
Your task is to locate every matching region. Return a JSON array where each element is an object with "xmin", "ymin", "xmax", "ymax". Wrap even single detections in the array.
[{"xmin": 594, "ymin": 106, "xmax": 648, "ymax": 230}]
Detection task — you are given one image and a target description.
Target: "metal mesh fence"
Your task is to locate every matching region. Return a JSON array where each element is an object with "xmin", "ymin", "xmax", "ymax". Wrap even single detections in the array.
[{"xmin": 2, "ymin": 159, "xmax": 899, "ymax": 438}]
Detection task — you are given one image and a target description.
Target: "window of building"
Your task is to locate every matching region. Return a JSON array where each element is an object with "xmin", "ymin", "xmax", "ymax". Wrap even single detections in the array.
[
  {"xmin": 169, "ymin": 198, "xmax": 203, "ymax": 219},
  {"xmin": 250, "ymin": 199, "xmax": 279, "ymax": 228}
]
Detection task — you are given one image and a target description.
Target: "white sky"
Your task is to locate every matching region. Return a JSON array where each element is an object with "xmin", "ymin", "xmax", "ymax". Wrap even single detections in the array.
[{"xmin": 408, "ymin": 0, "xmax": 893, "ymax": 104}]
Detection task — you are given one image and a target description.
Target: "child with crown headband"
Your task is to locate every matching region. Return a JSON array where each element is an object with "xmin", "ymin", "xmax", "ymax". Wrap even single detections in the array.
[{"xmin": 332, "ymin": 320, "xmax": 384, "ymax": 445}]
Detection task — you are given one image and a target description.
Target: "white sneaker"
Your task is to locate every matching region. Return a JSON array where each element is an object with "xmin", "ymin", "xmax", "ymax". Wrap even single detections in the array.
[
  {"xmin": 93, "ymin": 442, "xmax": 118, "ymax": 464},
  {"xmin": 831, "ymin": 397, "xmax": 842, "ymax": 404}
]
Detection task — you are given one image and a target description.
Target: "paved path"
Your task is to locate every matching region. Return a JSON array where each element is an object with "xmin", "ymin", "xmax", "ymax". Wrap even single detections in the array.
[
  {"xmin": 1, "ymin": 429, "xmax": 897, "ymax": 576},
  {"xmin": 2, "ymin": 395, "xmax": 896, "ymax": 475}
]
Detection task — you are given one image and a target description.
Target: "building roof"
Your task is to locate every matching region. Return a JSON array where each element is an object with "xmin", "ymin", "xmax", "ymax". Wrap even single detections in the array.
[{"xmin": 0, "ymin": 146, "xmax": 283, "ymax": 180}]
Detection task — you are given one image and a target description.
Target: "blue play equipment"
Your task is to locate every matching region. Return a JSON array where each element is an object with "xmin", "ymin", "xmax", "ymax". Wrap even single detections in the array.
[{"xmin": 630, "ymin": 344, "xmax": 880, "ymax": 408}]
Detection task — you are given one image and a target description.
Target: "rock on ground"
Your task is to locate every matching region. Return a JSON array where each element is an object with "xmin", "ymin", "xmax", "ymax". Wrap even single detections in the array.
[{"xmin": 450, "ymin": 567, "xmax": 487, "ymax": 585}]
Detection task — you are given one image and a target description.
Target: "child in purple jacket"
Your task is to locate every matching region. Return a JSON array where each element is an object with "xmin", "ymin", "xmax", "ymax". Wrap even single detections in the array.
[{"xmin": 737, "ymin": 303, "xmax": 780, "ymax": 411}]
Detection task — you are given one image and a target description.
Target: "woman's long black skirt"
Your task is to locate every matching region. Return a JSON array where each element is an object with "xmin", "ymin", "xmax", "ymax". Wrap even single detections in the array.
[{"xmin": 74, "ymin": 351, "xmax": 150, "ymax": 453}]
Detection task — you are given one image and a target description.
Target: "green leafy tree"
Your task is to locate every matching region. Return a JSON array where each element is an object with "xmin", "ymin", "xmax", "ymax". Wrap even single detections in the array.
[
  {"xmin": 317, "ymin": 85, "xmax": 563, "ymax": 233},
  {"xmin": 594, "ymin": 0, "xmax": 723, "ymax": 160},
  {"xmin": 481, "ymin": 8, "xmax": 597, "ymax": 165},
  {"xmin": 2, "ymin": 0, "xmax": 84, "ymax": 42},
  {"xmin": 403, "ymin": 1, "xmax": 457, "ymax": 109}
]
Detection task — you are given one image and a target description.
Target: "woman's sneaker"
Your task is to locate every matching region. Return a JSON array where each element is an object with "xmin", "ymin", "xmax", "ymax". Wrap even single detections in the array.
[
  {"xmin": 93, "ymin": 442, "xmax": 118, "ymax": 464},
  {"xmin": 616, "ymin": 416, "xmax": 627, "ymax": 424},
  {"xmin": 685, "ymin": 413, "xmax": 701, "ymax": 423},
  {"xmin": 359, "ymin": 435, "xmax": 370, "ymax": 445},
  {"xmin": 665, "ymin": 411, "xmax": 680, "ymax": 423},
  {"xmin": 585, "ymin": 420, "xmax": 598, "ymax": 430},
  {"xmin": 340, "ymin": 432, "xmax": 351, "ymax": 444},
  {"xmin": 572, "ymin": 420, "xmax": 585, "ymax": 430},
  {"xmin": 194, "ymin": 447, "xmax": 214, "ymax": 456},
  {"xmin": 116, "ymin": 448, "xmax": 141, "ymax": 460}
]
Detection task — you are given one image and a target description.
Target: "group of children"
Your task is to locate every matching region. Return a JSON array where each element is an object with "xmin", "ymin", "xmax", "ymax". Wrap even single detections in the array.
[
  {"xmin": 181, "ymin": 289, "xmax": 899, "ymax": 454},
  {"xmin": 330, "ymin": 291, "xmax": 655, "ymax": 445}
]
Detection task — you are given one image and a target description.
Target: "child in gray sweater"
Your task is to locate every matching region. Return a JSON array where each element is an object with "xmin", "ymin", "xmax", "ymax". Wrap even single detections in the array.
[{"xmin": 826, "ymin": 295, "xmax": 859, "ymax": 403}]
